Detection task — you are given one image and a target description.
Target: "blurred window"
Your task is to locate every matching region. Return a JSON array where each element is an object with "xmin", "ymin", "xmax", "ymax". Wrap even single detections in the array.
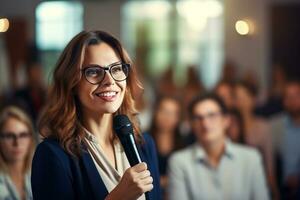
[
  {"xmin": 36, "ymin": 1, "xmax": 83, "ymax": 50},
  {"xmin": 122, "ymin": 0, "xmax": 224, "ymax": 88}
]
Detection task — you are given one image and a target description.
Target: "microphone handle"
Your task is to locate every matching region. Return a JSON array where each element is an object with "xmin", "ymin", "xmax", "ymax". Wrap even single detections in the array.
[{"xmin": 119, "ymin": 134, "xmax": 150, "ymax": 200}]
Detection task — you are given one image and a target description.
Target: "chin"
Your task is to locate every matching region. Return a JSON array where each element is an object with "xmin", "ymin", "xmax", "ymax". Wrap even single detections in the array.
[
  {"xmin": 104, "ymin": 105, "xmax": 121, "ymax": 114},
  {"xmin": 200, "ymin": 133, "xmax": 217, "ymax": 143}
]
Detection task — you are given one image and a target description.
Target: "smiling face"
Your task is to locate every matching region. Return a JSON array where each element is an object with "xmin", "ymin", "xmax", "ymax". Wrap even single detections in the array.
[{"xmin": 77, "ymin": 42, "xmax": 127, "ymax": 118}]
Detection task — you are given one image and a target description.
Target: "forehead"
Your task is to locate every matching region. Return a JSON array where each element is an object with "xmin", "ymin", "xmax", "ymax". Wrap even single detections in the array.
[
  {"xmin": 1, "ymin": 117, "xmax": 28, "ymax": 132},
  {"xmin": 193, "ymin": 99, "xmax": 221, "ymax": 114},
  {"xmin": 160, "ymin": 98, "xmax": 179, "ymax": 107},
  {"xmin": 83, "ymin": 43, "xmax": 120, "ymax": 66},
  {"xmin": 218, "ymin": 83, "xmax": 231, "ymax": 91}
]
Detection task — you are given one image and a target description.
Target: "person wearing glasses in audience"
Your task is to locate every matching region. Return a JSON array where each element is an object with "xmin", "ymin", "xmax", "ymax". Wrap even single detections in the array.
[
  {"xmin": 31, "ymin": 30, "xmax": 160, "ymax": 200},
  {"xmin": 0, "ymin": 106, "xmax": 36, "ymax": 200},
  {"xmin": 167, "ymin": 93, "xmax": 269, "ymax": 200}
]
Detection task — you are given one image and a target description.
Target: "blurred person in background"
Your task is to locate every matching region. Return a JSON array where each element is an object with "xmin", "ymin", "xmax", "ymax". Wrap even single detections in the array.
[
  {"xmin": 181, "ymin": 66, "xmax": 204, "ymax": 114},
  {"xmin": 147, "ymin": 95, "xmax": 184, "ymax": 199},
  {"xmin": 220, "ymin": 59, "xmax": 239, "ymax": 83},
  {"xmin": 180, "ymin": 66, "xmax": 204, "ymax": 145},
  {"xmin": 167, "ymin": 93, "xmax": 269, "ymax": 200},
  {"xmin": 13, "ymin": 61, "xmax": 46, "ymax": 123},
  {"xmin": 235, "ymin": 81, "xmax": 279, "ymax": 199},
  {"xmin": 255, "ymin": 64, "xmax": 286, "ymax": 118},
  {"xmin": 215, "ymin": 81, "xmax": 246, "ymax": 144},
  {"xmin": 226, "ymin": 109, "xmax": 245, "ymax": 144},
  {"xmin": 156, "ymin": 67, "xmax": 179, "ymax": 97},
  {"xmin": 270, "ymin": 78, "xmax": 300, "ymax": 199},
  {"xmin": 215, "ymin": 80, "xmax": 236, "ymax": 111},
  {"xmin": 0, "ymin": 106, "xmax": 36, "ymax": 200}
]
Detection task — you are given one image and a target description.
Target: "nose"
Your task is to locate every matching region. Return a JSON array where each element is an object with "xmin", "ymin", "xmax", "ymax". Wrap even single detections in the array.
[
  {"xmin": 101, "ymin": 70, "xmax": 115, "ymax": 86},
  {"xmin": 12, "ymin": 137, "xmax": 20, "ymax": 147},
  {"xmin": 200, "ymin": 117, "xmax": 211, "ymax": 130}
]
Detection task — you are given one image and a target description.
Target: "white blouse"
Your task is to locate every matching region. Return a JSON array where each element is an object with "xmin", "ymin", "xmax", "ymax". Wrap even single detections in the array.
[{"xmin": 83, "ymin": 129, "xmax": 146, "ymax": 200}]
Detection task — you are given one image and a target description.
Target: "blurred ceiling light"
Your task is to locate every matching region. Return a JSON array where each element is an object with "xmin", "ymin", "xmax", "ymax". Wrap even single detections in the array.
[
  {"xmin": 235, "ymin": 20, "xmax": 253, "ymax": 36},
  {"xmin": 177, "ymin": 0, "xmax": 223, "ymax": 31},
  {"xmin": 0, "ymin": 18, "xmax": 9, "ymax": 32},
  {"xmin": 124, "ymin": 1, "xmax": 171, "ymax": 19}
]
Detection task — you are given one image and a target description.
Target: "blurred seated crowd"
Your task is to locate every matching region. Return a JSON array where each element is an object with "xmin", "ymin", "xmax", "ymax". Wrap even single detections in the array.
[{"xmin": 0, "ymin": 59, "xmax": 299, "ymax": 200}]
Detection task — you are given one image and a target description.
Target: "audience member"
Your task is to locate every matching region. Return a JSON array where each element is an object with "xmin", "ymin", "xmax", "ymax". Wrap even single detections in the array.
[
  {"xmin": 167, "ymin": 93, "xmax": 269, "ymax": 200},
  {"xmin": 13, "ymin": 62, "xmax": 46, "ymax": 123},
  {"xmin": 226, "ymin": 109, "xmax": 245, "ymax": 144},
  {"xmin": 270, "ymin": 79, "xmax": 300, "ymax": 199},
  {"xmin": 215, "ymin": 80, "xmax": 236, "ymax": 111},
  {"xmin": 147, "ymin": 95, "xmax": 183, "ymax": 199},
  {"xmin": 255, "ymin": 64, "xmax": 286, "ymax": 118},
  {"xmin": 235, "ymin": 81, "xmax": 279, "ymax": 199},
  {"xmin": 0, "ymin": 106, "xmax": 36, "ymax": 200}
]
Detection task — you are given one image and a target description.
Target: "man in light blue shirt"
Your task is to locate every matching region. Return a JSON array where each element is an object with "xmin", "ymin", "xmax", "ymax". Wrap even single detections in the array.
[{"xmin": 168, "ymin": 93, "xmax": 269, "ymax": 200}]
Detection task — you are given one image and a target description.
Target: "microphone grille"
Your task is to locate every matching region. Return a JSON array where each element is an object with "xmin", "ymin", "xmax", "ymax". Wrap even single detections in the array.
[{"xmin": 113, "ymin": 114, "xmax": 133, "ymax": 136}]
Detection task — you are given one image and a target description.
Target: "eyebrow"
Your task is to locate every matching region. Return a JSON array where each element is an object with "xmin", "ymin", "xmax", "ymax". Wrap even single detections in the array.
[{"xmin": 83, "ymin": 61, "xmax": 122, "ymax": 68}]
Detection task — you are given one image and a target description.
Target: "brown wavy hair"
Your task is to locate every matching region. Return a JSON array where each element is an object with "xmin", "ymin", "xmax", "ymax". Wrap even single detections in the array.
[
  {"xmin": 0, "ymin": 106, "xmax": 36, "ymax": 173},
  {"xmin": 38, "ymin": 30, "xmax": 143, "ymax": 157}
]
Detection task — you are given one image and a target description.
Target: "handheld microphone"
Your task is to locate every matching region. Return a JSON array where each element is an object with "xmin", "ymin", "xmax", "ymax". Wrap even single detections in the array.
[
  {"xmin": 113, "ymin": 114, "xmax": 151, "ymax": 200},
  {"xmin": 113, "ymin": 114, "xmax": 142, "ymax": 166}
]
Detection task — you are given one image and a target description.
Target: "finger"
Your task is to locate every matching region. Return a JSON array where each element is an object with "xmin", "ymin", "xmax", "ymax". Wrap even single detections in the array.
[
  {"xmin": 142, "ymin": 183, "xmax": 154, "ymax": 193},
  {"xmin": 137, "ymin": 170, "xmax": 151, "ymax": 179},
  {"xmin": 133, "ymin": 162, "xmax": 147, "ymax": 172},
  {"xmin": 141, "ymin": 176, "xmax": 153, "ymax": 185}
]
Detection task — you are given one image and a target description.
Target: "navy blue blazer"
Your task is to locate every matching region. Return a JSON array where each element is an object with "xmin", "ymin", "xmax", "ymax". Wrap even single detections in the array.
[{"xmin": 31, "ymin": 133, "xmax": 161, "ymax": 200}]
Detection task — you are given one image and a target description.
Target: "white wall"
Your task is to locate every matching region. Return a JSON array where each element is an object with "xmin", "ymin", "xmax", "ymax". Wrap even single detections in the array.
[
  {"xmin": 83, "ymin": 1, "xmax": 122, "ymax": 39},
  {"xmin": 224, "ymin": 0, "xmax": 300, "ymax": 90},
  {"xmin": 224, "ymin": 0, "xmax": 270, "ymax": 89}
]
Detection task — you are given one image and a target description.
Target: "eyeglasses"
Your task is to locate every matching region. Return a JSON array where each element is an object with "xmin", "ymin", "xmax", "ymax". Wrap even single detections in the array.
[
  {"xmin": 192, "ymin": 111, "xmax": 222, "ymax": 122},
  {"xmin": 82, "ymin": 62, "xmax": 130, "ymax": 85},
  {"xmin": 0, "ymin": 132, "xmax": 31, "ymax": 143}
]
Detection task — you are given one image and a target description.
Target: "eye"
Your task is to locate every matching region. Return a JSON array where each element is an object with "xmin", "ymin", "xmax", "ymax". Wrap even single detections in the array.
[
  {"xmin": 85, "ymin": 68, "xmax": 102, "ymax": 77},
  {"xmin": 111, "ymin": 65, "xmax": 123, "ymax": 74}
]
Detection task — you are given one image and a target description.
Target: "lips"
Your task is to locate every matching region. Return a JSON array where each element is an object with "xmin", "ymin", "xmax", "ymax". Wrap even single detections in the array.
[{"xmin": 95, "ymin": 91, "xmax": 118, "ymax": 102}]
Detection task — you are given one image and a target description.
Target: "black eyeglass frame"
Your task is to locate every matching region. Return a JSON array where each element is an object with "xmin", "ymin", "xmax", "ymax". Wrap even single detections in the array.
[
  {"xmin": 81, "ymin": 62, "xmax": 131, "ymax": 85},
  {"xmin": 0, "ymin": 132, "xmax": 31, "ymax": 142}
]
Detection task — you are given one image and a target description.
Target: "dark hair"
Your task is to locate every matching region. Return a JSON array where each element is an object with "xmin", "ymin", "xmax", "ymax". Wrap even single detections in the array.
[
  {"xmin": 235, "ymin": 80, "xmax": 258, "ymax": 97},
  {"xmin": 227, "ymin": 108, "xmax": 245, "ymax": 144},
  {"xmin": 215, "ymin": 80, "xmax": 235, "ymax": 90},
  {"xmin": 285, "ymin": 78, "xmax": 300, "ymax": 86},
  {"xmin": 188, "ymin": 93, "xmax": 228, "ymax": 118},
  {"xmin": 149, "ymin": 95, "xmax": 183, "ymax": 150}
]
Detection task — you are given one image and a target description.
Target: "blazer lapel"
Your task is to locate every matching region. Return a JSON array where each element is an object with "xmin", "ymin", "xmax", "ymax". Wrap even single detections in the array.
[
  {"xmin": 138, "ymin": 145, "xmax": 153, "ymax": 200},
  {"xmin": 80, "ymin": 142, "xmax": 155, "ymax": 200},
  {"xmin": 81, "ymin": 149, "xmax": 109, "ymax": 200}
]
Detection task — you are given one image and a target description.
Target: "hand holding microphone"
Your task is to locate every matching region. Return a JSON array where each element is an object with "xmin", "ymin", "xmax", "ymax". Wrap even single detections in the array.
[{"xmin": 106, "ymin": 115, "xmax": 153, "ymax": 200}]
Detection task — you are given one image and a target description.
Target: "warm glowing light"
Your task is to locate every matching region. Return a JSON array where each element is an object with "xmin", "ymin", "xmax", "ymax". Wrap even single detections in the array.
[
  {"xmin": 235, "ymin": 20, "xmax": 250, "ymax": 35},
  {"xmin": 0, "ymin": 18, "xmax": 9, "ymax": 32}
]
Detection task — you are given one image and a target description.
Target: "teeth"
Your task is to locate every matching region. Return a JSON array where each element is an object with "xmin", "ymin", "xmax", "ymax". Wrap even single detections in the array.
[{"xmin": 97, "ymin": 92, "xmax": 117, "ymax": 97}]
